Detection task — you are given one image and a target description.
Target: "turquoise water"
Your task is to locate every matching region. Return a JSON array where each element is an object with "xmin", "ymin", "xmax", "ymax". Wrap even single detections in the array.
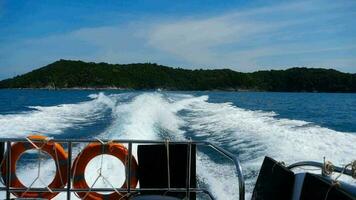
[{"xmin": 0, "ymin": 90, "xmax": 355, "ymax": 199}]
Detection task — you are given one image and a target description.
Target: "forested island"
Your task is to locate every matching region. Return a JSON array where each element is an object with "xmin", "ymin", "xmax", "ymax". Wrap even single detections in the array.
[{"xmin": 0, "ymin": 59, "xmax": 355, "ymax": 92}]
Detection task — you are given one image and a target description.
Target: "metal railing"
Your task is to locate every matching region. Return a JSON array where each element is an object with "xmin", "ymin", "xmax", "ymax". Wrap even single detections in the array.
[
  {"xmin": 288, "ymin": 161, "xmax": 355, "ymax": 178},
  {"xmin": 0, "ymin": 138, "xmax": 245, "ymax": 200}
]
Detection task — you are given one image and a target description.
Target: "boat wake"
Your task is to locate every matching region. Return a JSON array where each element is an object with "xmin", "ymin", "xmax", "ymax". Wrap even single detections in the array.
[{"xmin": 0, "ymin": 92, "xmax": 355, "ymax": 199}]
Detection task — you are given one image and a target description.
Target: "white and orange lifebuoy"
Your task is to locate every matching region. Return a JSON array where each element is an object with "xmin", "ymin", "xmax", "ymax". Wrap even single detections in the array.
[
  {"xmin": 71, "ymin": 142, "xmax": 138, "ymax": 200},
  {"xmin": 1, "ymin": 135, "xmax": 68, "ymax": 199}
]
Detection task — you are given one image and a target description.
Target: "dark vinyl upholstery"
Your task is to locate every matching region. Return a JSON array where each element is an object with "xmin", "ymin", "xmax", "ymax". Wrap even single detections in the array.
[
  {"xmin": 137, "ymin": 144, "xmax": 196, "ymax": 200},
  {"xmin": 300, "ymin": 173, "xmax": 355, "ymax": 200},
  {"xmin": 251, "ymin": 156, "xmax": 295, "ymax": 200}
]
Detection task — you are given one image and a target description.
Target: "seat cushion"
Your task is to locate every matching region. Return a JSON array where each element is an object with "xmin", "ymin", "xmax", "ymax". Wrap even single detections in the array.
[
  {"xmin": 137, "ymin": 144, "xmax": 196, "ymax": 199},
  {"xmin": 251, "ymin": 156, "xmax": 295, "ymax": 200},
  {"xmin": 300, "ymin": 173, "xmax": 355, "ymax": 200}
]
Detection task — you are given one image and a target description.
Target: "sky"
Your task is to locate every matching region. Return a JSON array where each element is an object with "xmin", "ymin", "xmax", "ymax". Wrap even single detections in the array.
[{"xmin": 0, "ymin": 0, "xmax": 355, "ymax": 79}]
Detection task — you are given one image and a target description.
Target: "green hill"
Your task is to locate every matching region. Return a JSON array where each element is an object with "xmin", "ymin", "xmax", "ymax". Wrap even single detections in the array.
[{"xmin": 0, "ymin": 59, "xmax": 355, "ymax": 92}]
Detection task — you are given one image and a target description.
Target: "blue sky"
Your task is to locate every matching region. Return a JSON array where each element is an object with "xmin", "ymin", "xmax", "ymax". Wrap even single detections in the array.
[{"xmin": 0, "ymin": 0, "xmax": 355, "ymax": 79}]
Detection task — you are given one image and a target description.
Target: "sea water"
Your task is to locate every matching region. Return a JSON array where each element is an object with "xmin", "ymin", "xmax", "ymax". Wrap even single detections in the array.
[{"xmin": 0, "ymin": 90, "xmax": 355, "ymax": 199}]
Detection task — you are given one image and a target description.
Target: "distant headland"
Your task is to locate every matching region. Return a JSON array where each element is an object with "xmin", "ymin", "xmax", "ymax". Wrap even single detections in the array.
[{"xmin": 0, "ymin": 59, "xmax": 355, "ymax": 92}]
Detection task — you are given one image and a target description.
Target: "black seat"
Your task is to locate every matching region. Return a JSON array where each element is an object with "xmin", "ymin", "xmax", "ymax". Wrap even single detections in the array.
[
  {"xmin": 137, "ymin": 144, "xmax": 196, "ymax": 200},
  {"xmin": 300, "ymin": 173, "xmax": 355, "ymax": 200},
  {"xmin": 252, "ymin": 157, "xmax": 356, "ymax": 200},
  {"xmin": 251, "ymin": 156, "xmax": 295, "ymax": 200}
]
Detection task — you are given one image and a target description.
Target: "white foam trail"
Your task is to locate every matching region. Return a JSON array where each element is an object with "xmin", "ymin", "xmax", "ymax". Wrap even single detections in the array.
[
  {"xmin": 183, "ymin": 96, "xmax": 356, "ymax": 198},
  {"xmin": 15, "ymin": 151, "xmax": 57, "ymax": 187},
  {"xmin": 197, "ymin": 153, "xmax": 239, "ymax": 200},
  {"xmin": 102, "ymin": 93, "xmax": 203, "ymax": 140},
  {"xmin": 0, "ymin": 93, "xmax": 114, "ymax": 137}
]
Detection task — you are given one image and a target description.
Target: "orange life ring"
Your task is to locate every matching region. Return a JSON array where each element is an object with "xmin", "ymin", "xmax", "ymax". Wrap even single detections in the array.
[
  {"xmin": 1, "ymin": 135, "xmax": 68, "ymax": 199},
  {"xmin": 72, "ymin": 142, "xmax": 138, "ymax": 200}
]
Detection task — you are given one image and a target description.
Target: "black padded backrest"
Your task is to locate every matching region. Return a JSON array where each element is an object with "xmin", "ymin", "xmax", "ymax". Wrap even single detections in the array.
[
  {"xmin": 300, "ymin": 173, "xmax": 355, "ymax": 200},
  {"xmin": 137, "ymin": 144, "xmax": 196, "ymax": 200},
  {"xmin": 0, "ymin": 142, "xmax": 4, "ymax": 165},
  {"xmin": 251, "ymin": 156, "xmax": 295, "ymax": 200}
]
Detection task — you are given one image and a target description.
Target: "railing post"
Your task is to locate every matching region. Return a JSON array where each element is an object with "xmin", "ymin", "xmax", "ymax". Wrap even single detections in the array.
[
  {"xmin": 186, "ymin": 141, "xmax": 192, "ymax": 199},
  {"xmin": 6, "ymin": 141, "xmax": 11, "ymax": 200},
  {"xmin": 67, "ymin": 142, "xmax": 72, "ymax": 200},
  {"xmin": 127, "ymin": 142, "xmax": 132, "ymax": 194}
]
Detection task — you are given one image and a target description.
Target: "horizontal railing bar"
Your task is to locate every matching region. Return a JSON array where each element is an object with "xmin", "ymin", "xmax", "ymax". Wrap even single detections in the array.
[
  {"xmin": 0, "ymin": 188, "xmax": 216, "ymax": 199},
  {"xmin": 288, "ymin": 161, "xmax": 354, "ymax": 177},
  {"xmin": 0, "ymin": 138, "xmax": 208, "ymax": 145},
  {"xmin": 0, "ymin": 187, "xmax": 209, "ymax": 192}
]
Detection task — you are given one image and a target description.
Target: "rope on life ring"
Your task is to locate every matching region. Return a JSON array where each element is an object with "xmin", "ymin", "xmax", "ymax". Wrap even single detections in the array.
[
  {"xmin": 1, "ymin": 135, "xmax": 68, "ymax": 199},
  {"xmin": 71, "ymin": 141, "xmax": 138, "ymax": 200}
]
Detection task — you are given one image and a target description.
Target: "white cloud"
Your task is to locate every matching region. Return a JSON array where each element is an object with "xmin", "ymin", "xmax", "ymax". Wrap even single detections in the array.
[{"xmin": 145, "ymin": 0, "xmax": 356, "ymax": 70}]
